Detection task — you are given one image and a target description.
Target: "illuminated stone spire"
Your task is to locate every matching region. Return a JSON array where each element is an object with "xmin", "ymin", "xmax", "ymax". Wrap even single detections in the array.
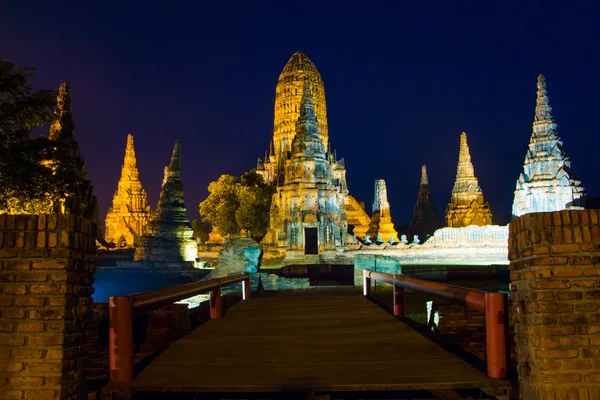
[
  {"xmin": 445, "ymin": 132, "xmax": 492, "ymax": 227},
  {"xmin": 105, "ymin": 134, "xmax": 151, "ymax": 248},
  {"xmin": 409, "ymin": 165, "xmax": 441, "ymax": 240},
  {"xmin": 257, "ymin": 51, "xmax": 328, "ymax": 184},
  {"xmin": 290, "ymin": 80, "xmax": 325, "ymax": 158},
  {"xmin": 135, "ymin": 140, "xmax": 196, "ymax": 266},
  {"xmin": 49, "ymin": 82, "xmax": 75, "ymax": 141},
  {"xmin": 366, "ymin": 179, "xmax": 398, "ymax": 243},
  {"xmin": 512, "ymin": 75, "xmax": 583, "ymax": 217}
]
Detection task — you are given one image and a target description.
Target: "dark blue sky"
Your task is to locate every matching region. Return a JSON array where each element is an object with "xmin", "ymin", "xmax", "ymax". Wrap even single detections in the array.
[{"xmin": 2, "ymin": 1, "xmax": 599, "ymax": 227}]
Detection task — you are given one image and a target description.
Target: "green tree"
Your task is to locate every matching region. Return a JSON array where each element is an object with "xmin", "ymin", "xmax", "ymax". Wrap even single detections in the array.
[
  {"xmin": 200, "ymin": 174, "xmax": 240, "ymax": 236},
  {"xmin": 0, "ymin": 58, "xmax": 56, "ymax": 211},
  {"xmin": 191, "ymin": 218, "xmax": 210, "ymax": 243},
  {"xmin": 199, "ymin": 170, "xmax": 275, "ymax": 239}
]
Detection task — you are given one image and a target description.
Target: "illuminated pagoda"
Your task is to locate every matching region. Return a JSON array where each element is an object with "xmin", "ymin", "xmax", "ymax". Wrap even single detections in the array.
[
  {"xmin": 104, "ymin": 134, "xmax": 152, "ymax": 248},
  {"xmin": 366, "ymin": 179, "xmax": 398, "ymax": 243},
  {"xmin": 445, "ymin": 132, "xmax": 493, "ymax": 227},
  {"xmin": 263, "ymin": 79, "xmax": 348, "ymax": 254},
  {"xmin": 512, "ymin": 74, "xmax": 584, "ymax": 218}
]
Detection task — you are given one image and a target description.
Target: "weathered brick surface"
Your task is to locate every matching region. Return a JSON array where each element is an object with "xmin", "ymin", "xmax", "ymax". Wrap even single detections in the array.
[
  {"xmin": 0, "ymin": 214, "xmax": 96, "ymax": 400},
  {"xmin": 509, "ymin": 210, "xmax": 600, "ymax": 398}
]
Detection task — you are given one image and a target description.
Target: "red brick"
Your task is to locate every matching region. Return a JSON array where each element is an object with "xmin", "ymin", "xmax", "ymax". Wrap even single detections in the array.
[
  {"xmin": 3, "ymin": 308, "xmax": 25, "ymax": 319},
  {"xmin": 554, "ymin": 267, "xmax": 584, "ymax": 277},
  {"xmin": 536, "ymin": 303, "xmax": 573, "ymax": 313},
  {"xmin": 573, "ymin": 280, "xmax": 596, "ymax": 288},
  {"xmin": 559, "ymin": 314, "xmax": 587, "ymax": 325},
  {"xmin": 0, "ymin": 362, "xmax": 23, "ymax": 372},
  {"xmin": 24, "ymin": 362, "xmax": 62, "ymax": 373},
  {"xmin": 584, "ymin": 290, "xmax": 600, "ymax": 299},
  {"xmin": 15, "ymin": 323, "xmax": 44, "ymax": 333},
  {"xmin": 582, "ymin": 349, "xmax": 600, "ymax": 358},
  {"xmin": 585, "ymin": 268, "xmax": 600, "ymax": 276},
  {"xmin": 532, "ymin": 292, "xmax": 554, "ymax": 301},
  {"xmin": 23, "ymin": 389, "xmax": 57, "ymax": 400},
  {"xmin": 16, "ymin": 272, "xmax": 47, "ymax": 282},
  {"xmin": 556, "ymin": 291, "xmax": 583, "ymax": 300},
  {"xmin": 584, "ymin": 373, "xmax": 600, "ymax": 382},
  {"xmin": 559, "ymin": 337, "xmax": 590, "ymax": 346},
  {"xmin": 10, "ymin": 349, "xmax": 43, "ymax": 359},
  {"xmin": 4, "ymin": 285, "xmax": 27, "ymax": 295},
  {"xmin": 0, "ymin": 323, "xmax": 14, "ymax": 332},
  {"xmin": 14, "ymin": 297, "xmax": 45, "ymax": 307},
  {"xmin": 28, "ymin": 310, "xmax": 65, "ymax": 320},
  {"xmin": 563, "ymin": 360, "xmax": 592, "ymax": 370},
  {"xmin": 532, "ymin": 280, "xmax": 571, "ymax": 289},
  {"xmin": 541, "ymin": 256, "xmax": 568, "ymax": 265},
  {"xmin": 1, "ymin": 336, "xmax": 24, "ymax": 346},
  {"xmin": 29, "ymin": 284, "xmax": 66, "ymax": 294},
  {"xmin": 537, "ymin": 349, "xmax": 578, "ymax": 359},
  {"xmin": 0, "ymin": 273, "xmax": 15, "ymax": 282},
  {"xmin": 26, "ymin": 336, "xmax": 64, "ymax": 346},
  {"xmin": 539, "ymin": 326, "xmax": 576, "ymax": 336},
  {"xmin": 31, "ymin": 261, "xmax": 63, "ymax": 269},
  {"xmin": 553, "ymin": 244, "xmax": 581, "ymax": 253},
  {"xmin": 0, "ymin": 390, "xmax": 24, "ymax": 399},
  {"xmin": 543, "ymin": 373, "xmax": 581, "ymax": 382}
]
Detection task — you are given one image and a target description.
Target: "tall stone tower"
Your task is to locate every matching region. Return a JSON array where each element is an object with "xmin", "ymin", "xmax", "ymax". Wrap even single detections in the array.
[
  {"xmin": 134, "ymin": 140, "xmax": 196, "ymax": 265},
  {"xmin": 446, "ymin": 132, "xmax": 493, "ymax": 227},
  {"xmin": 512, "ymin": 75, "xmax": 584, "ymax": 218},
  {"xmin": 366, "ymin": 180, "xmax": 398, "ymax": 243},
  {"xmin": 409, "ymin": 165, "xmax": 441, "ymax": 240},
  {"xmin": 105, "ymin": 134, "xmax": 152, "ymax": 248},
  {"xmin": 264, "ymin": 80, "xmax": 348, "ymax": 254},
  {"xmin": 258, "ymin": 51, "xmax": 328, "ymax": 184}
]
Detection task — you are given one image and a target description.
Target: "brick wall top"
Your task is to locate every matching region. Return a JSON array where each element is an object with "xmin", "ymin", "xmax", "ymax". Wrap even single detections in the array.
[
  {"xmin": 508, "ymin": 210, "xmax": 600, "ymax": 261},
  {"xmin": 0, "ymin": 214, "xmax": 97, "ymax": 253}
]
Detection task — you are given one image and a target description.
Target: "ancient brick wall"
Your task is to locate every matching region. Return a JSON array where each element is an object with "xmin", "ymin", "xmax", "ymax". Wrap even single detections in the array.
[
  {"xmin": 509, "ymin": 210, "xmax": 600, "ymax": 399},
  {"xmin": 0, "ymin": 214, "xmax": 96, "ymax": 400}
]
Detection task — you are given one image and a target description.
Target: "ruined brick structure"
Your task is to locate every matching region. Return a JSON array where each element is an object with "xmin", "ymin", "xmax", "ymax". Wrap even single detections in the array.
[
  {"xmin": 509, "ymin": 210, "xmax": 600, "ymax": 398},
  {"xmin": 0, "ymin": 214, "xmax": 97, "ymax": 399},
  {"xmin": 134, "ymin": 140, "xmax": 196, "ymax": 265},
  {"xmin": 262, "ymin": 80, "xmax": 348, "ymax": 254},
  {"xmin": 512, "ymin": 75, "xmax": 584, "ymax": 218},
  {"xmin": 446, "ymin": 132, "xmax": 493, "ymax": 227},
  {"xmin": 104, "ymin": 134, "xmax": 151, "ymax": 248},
  {"xmin": 408, "ymin": 165, "xmax": 442, "ymax": 242},
  {"xmin": 366, "ymin": 179, "xmax": 398, "ymax": 243},
  {"xmin": 257, "ymin": 52, "xmax": 369, "ymax": 255}
]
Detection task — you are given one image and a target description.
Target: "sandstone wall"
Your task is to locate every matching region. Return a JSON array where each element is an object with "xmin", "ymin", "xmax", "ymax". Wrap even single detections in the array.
[
  {"xmin": 509, "ymin": 210, "xmax": 600, "ymax": 399},
  {"xmin": 0, "ymin": 214, "xmax": 96, "ymax": 400}
]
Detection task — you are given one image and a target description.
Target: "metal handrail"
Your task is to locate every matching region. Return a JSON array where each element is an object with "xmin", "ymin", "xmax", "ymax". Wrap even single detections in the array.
[
  {"xmin": 109, "ymin": 273, "xmax": 251, "ymax": 383},
  {"xmin": 363, "ymin": 270, "xmax": 507, "ymax": 379}
]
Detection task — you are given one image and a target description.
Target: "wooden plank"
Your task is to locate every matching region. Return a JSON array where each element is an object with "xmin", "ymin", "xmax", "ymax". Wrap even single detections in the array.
[{"xmin": 119, "ymin": 290, "xmax": 510, "ymax": 393}]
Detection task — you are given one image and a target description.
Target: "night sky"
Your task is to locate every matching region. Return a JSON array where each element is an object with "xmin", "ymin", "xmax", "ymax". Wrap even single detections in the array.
[{"xmin": 2, "ymin": 2, "xmax": 599, "ymax": 229}]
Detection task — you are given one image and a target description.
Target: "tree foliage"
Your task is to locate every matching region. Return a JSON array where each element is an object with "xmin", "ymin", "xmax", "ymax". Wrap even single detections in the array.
[
  {"xmin": 199, "ymin": 170, "xmax": 275, "ymax": 239},
  {"xmin": 191, "ymin": 218, "xmax": 210, "ymax": 243},
  {"xmin": 0, "ymin": 58, "xmax": 57, "ymax": 211}
]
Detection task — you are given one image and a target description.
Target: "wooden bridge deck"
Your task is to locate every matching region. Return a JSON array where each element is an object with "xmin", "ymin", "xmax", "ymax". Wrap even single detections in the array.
[{"xmin": 118, "ymin": 289, "xmax": 509, "ymax": 395}]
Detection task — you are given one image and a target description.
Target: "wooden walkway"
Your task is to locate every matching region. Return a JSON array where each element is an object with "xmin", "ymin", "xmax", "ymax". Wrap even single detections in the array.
[{"xmin": 118, "ymin": 289, "xmax": 509, "ymax": 395}]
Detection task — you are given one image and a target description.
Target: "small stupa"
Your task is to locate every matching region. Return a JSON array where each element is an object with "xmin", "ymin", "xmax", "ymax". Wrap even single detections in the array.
[
  {"xmin": 104, "ymin": 134, "xmax": 152, "ymax": 248},
  {"xmin": 408, "ymin": 165, "xmax": 441, "ymax": 241},
  {"xmin": 512, "ymin": 74, "xmax": 584, "ymax": 217},
  {"xmin": 134, "ymin": 140, "xmax": 196, "ymax": 266},
  {"xmin": 366, "ymin": 179, "xmax": 398, "ymax": 243},
  {"xmin": 445, "ymin": 132, "xmax": 493, "ymax": 227}
]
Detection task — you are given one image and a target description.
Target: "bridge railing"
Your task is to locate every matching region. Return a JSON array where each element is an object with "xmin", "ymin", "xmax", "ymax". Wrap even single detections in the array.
[
  {"xmin": 363, "ymin": 270, "xmax": 507, "ymax": 379},
  {"xmin": 109, "ymin": 273, "xmax": 251, "ymax": 383}
]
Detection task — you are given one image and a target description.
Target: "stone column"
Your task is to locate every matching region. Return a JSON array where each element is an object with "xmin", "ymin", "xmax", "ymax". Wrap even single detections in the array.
[
  {"xmin": 509, "ymin": 210, "xmax": 600, "ymax": 399},
  {"xmin": 0, "ymin": 214, "xmax": 96, "ymax": 400}
]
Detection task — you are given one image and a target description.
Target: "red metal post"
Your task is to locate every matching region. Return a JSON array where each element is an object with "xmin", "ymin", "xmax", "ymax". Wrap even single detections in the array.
[
  {"xmin": 485, "ymin": 292, "xmax": 507, "ymax": 379},
  {"xmin": 242, "ymin": 277, "xmax": 251, "ymax": 300},
  {"xmin": 393, "ymin": 283, "xmax": 405, "ymax": 317},
  {"xmin": 109, "ymin": 295, "xmax": 134, "ymax": 382},
  {"xmin": 363, "ymin": 270, "xmax": 371, "ymax": 297},
  {"xmin": 210, "ymin": 286, "xmax": 222, "ymax": 319}
]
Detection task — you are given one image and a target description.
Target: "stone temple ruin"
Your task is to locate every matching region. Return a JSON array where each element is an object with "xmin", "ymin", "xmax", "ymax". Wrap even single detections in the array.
[
  {"xmin": 104, "ymin": 134, "xmax": 152, "ymax": 248},
  {"xmin": 445, "ymin": 132, "xmax": 493, "ymax": 228},
  {"xmin": 98, "ymin": 51, "xmax": 588, "ymax": 270},
  {"xmin": 512, "ymin": 74, "xmax": 584, "ymax": 217}
]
